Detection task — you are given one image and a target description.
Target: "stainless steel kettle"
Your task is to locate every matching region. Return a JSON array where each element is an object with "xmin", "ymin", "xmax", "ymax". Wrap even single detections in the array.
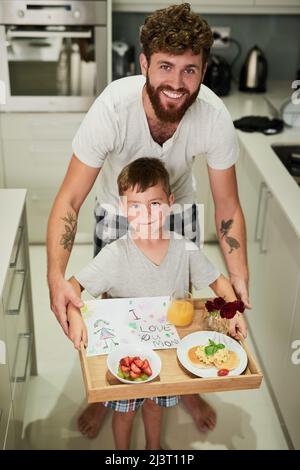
[{"xmin": 239, "ymin": 45, "xmax": 268, "ymax": 93}]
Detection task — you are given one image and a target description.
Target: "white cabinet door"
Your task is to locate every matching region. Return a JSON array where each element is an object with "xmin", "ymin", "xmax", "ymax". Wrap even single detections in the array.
[
  {"xmin": 26, "ymin": 187, "xmax": 95, "ymax": 244},
  {"xmin": 256, "ymin": 195, "xmax": 300, "ymax": 394},
  {"xmin": 276, "ymin": 284, "xmax": 300, "ymax": 449},
  {"xmin": 190, "ymin": 0, "xmax": 253, "ymax": 4},
  {"xmin": 0, "ymin": 137, "xmax": 4, "ymax": 188},
  {"xmin": 1, "ymin": 113, "xmax": 95, "ymax": 243},
  {"xmin": 238, "ymin": 146, "xmax": 300, "ymax": 398},
  {"xmin": 0, "ymin": 113, "xmax": 84, "ymax": 141},
  {"xmin": 237, "ymin": 145, "xmax": 265, "ymax": 319},
  {"xmin": 3, "ymin": 405, "xmax": 15, "ymax": 450},
  {"xmin": 3, "ymin": 140, "xmax": 72, "ymax": 189},
  {"xmin": 255, "ymin": 0, "xmax": 300, "ymax": 5},
  {"xmin": 0, "ymin": 307, "xmax": 13, "ymax": 450}
]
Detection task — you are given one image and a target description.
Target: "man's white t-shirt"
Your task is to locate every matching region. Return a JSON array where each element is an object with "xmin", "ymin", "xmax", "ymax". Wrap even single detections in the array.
[{"xmin": 72, "ymin": 75, "xmax": 239, "ymax": 213}]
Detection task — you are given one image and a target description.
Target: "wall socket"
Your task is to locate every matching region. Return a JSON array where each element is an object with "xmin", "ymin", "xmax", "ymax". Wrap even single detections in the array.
[{"xmin": 211, "ymin": 26, "xmax": 231, "ymax": 48}]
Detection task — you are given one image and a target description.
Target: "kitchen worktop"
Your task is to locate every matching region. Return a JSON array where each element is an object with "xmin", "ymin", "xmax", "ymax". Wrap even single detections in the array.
[
  {"xmin": 223, "ymin": 81, "xmax": 300, "ymax": 239},
  {"xmin": 0, "ymin": 189, "xmax": 27, "ymax": 295}
]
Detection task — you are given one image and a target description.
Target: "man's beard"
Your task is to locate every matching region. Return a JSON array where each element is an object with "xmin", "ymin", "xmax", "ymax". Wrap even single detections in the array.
[{"xmin": 145, "ymin": 74, "xmax": 201, "ymax": 123}]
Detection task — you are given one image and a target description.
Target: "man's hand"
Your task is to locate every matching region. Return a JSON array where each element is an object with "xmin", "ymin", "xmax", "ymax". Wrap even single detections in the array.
[
  {"xmin": 67, "ymin": 305, "xmax": 88, "ymax": 350},
  {"xmin": 228, "ymin": 312, "xmax": 248, "ymax": 339},
  {"xmin": 230, "ymin": 273, "xmax": 252, "ymax": 309},
  {"xmin": 48, "ymin": 276, "xmax": 84, "ymax": 336}
]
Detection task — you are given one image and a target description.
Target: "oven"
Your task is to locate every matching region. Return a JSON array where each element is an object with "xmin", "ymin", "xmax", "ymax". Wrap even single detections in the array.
[{"xmin": 0, "ymin": 0, "xmax": 108, "ymax": 111}]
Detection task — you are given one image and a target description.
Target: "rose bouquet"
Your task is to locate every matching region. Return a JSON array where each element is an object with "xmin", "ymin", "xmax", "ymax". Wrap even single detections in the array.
[{"xmin": 205, "ymin": 297, "xmax": 245, "ymax": 334}]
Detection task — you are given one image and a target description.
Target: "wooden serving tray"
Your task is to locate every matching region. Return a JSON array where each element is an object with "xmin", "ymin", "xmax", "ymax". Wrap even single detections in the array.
[{"xmin": 79, "ymin": 299, "xmax": 263, "ymax": 403}]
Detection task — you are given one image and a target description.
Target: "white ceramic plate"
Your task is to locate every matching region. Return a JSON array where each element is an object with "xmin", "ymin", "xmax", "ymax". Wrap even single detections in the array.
[
  {"xmin": 177, "ymin": 331, "xmax": 248, "ymax": 378},
  {"xmin": 107, "ymin": 344, "xmax": 161, "ymax": 384}
]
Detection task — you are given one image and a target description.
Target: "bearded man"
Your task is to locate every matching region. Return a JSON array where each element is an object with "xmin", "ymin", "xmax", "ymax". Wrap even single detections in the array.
[{"xmin": 47, "ymin": 3, "xmax": 250, "ymax": 439}]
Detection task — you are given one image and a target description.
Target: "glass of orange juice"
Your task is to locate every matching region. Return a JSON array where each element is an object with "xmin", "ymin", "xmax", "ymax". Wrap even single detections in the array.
[{"xmin": 167, "ymin": 296, "xmax": 194, "ymax": 327}]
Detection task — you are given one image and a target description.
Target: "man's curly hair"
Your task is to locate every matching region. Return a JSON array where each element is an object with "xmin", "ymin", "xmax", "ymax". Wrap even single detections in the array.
[{"xmin": 140, "ymin": 3, "xmax": 214, "ymax": 64}]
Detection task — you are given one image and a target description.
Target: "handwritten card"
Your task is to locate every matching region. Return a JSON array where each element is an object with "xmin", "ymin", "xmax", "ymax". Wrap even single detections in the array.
[{"xmin": 81, "ymin": 296, "xmax": 181, "ymax": 357}]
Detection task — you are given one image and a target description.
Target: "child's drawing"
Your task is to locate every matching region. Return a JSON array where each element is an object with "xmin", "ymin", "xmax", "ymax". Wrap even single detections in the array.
[
  {"xmin": 81, "ymin": 296, "xmax": 181, "ymax": 357},
  {"xmin": 94, "ymin": 319, "xmax": 119, "ymax": 350}
]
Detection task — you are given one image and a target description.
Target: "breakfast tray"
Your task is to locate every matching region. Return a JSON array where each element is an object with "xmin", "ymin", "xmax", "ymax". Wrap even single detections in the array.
[{"xmin": 79, "ymin": 299, "xmax": 263, "ymax": 403}]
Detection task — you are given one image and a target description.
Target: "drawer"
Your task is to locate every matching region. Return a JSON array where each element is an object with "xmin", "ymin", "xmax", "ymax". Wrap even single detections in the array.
[
  {"xmin": 4, "ymin": 272, "xmax": 30, "ymax": 380},
  {"xmin": 2, "ymin": 217, "xmax": 26, "ymax": 311},
  {"xmin": 0, "ymin": 362, "xmax": 13, "ymax": 450},
  {"xmin": 11, "ymin": 327, "xmax": 32, "ymax": 447},
  {"xmin": 0, "ymin": 113, "xmax": 84, "ymax": 140},
  {"xmin": 3, "ymin": 140, "xmax": 72, "ymax": 189},
  {"xmin": 3, "ymin": 404, "xmax": 15, "ymax": 450}
]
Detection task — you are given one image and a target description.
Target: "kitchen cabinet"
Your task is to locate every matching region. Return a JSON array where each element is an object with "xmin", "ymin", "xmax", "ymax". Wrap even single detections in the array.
[
  {"xmin": 113, "ymin": 0, "xmax": 300, "ymax": 12},
  {"xmin": 0, "ymin": 190, "xmax": 37, "ymax": 449},
  {"xmin": 276, "ymin": 284, "xmax": 300, "ymax": 449},
  {"xmin": 255, "ymin": 0, "xmax": 300, "ymax": 6},
  {"xmin": 0, "ymin": 113, "xmax": 96, "ymax": 243},
  {"xmin": 0, "ymin": 133, "xmax": 4, "ymax": 188},
  {"xmin": 0, "ymin": 315, "xmax": 13, "ymax": 449},
  {"xmin": 238, "ymin": 142, "xmax": 300, "ymax": 449},
  {"xmin": 190, "ymin": 0, "xmax": 254, "ymax": 5}
]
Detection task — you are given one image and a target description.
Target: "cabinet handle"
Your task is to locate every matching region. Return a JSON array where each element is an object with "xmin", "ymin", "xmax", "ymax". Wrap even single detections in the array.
[
  {"xmin": 12, "ymin": 333, "xmax": 32, "ymax": 383},
  {"xmin": 260, "ymin": 191, "xmax": 272, "ymax": 254},
  {"xmin": 254, "ymin": 182, "xmax": 268, "ymax": 242},
  {"xmin": 9, "ymin": 226, "xmax": 24, "ymax": 268},
  {"xmin": 6, "ymin": 269, "xmax": 26, "ymax": 315},
  {"xmin": 7, "ymin": 30, "xmax": 92, "ymax": 39}
]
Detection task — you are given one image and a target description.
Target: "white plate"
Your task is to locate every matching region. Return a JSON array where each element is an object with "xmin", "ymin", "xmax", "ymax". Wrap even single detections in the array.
[
  {"xmin": 177, "ymin": 331, "xmax": 248, "ymax": 378},
  {"xmin": 107, "ymin": 344, "xmax": 161, "ymax": 384}
]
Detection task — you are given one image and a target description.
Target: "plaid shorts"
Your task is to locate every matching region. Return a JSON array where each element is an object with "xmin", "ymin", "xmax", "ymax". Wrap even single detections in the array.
[{"xmin": 103, "ymin": 395, "xmax": 179, "ymax": 413}]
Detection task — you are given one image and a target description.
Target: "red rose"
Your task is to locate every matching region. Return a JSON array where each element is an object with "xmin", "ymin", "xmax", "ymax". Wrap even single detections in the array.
[
  {"xmin": 205, "ymin": 300, "xmax": 216, "ymax": 313},
  {"xmin": 220, "ymin": 302, "xmax": 237, "ymax": 319},
  {"xmin": 213, "ymin": 297, "xmax": 226, "ymax": 310},
  {"xmin": 234, "ymin": 300, "xmax": 245, "ymax": 313}
]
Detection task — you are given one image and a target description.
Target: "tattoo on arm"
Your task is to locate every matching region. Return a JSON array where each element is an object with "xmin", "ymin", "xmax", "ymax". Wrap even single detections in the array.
[
  {"xmin": 60, "ymin": 212, "xmax": 77, "ymax": 252},
  {"xmin": 220, "ymin": 219, "xmax": 240, "ymax": 254}
]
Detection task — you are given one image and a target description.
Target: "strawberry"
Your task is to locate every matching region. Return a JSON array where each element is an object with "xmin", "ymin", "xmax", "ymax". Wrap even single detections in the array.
[
  {"xmin": 120, "ymin": 365, "xmax": 130, "ymax": 373},
  {"xmin": 120, "ymin": 356, "xmax": 131, "ymax": 367},
  {"xmin": 133, "ymin": 358, "xmax": 144, "ymax": 368},
  {"xmin": 141, "ymin": 359, "xmax": 149, "ymax": 370},
  {"xmin": 143, "ymin": 366, "xmax": 152, "ymax": 377},
  {"xmin": 130, "ymin": 370, "xmax": 140, "ymax": 379},
  {"xmin": 128, "ymin": 356, "xmax": 134, "ymax": 365},
  {"xmin": 131, "ymin": 363, "xmax": 142, "ymax": 374}
]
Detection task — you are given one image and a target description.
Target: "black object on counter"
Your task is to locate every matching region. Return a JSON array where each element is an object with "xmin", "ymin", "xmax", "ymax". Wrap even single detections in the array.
[
  {"xmin": 203, "ymin": 54, "xmax": 231, "ymax": 96},
  {"xmin": 239, "ymin": 45, "xmax": 268, "ymax": 93},
  {"xmin": 233, "ymin": 116, "xmax": 284, "ymax": 135}
]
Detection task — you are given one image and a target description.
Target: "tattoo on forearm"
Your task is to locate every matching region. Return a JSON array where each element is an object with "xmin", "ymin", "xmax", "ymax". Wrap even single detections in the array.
[
  {"xmin": 60, "ymin": 212, "xmax": 77, "ymax": 252},
  {"xmin": 220, "ymin": 219, "xmax": 240, "ymax": 254}
]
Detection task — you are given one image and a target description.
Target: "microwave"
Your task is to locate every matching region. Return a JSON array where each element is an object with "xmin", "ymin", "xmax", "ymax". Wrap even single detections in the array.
[{"xmin": 0, "ymin": 0, "xmax": 109, "ymax": 112}]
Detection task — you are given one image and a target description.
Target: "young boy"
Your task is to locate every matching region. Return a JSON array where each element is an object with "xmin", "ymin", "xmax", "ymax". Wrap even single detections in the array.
[{"xmin": 66, "ymin": 157, "xmax": 247, "ymax": 450}]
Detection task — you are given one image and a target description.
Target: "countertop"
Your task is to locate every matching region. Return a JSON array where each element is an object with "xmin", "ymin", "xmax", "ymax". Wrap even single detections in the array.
[
  {"xmin": 0, "ymin": 189, "xmax": 26, "ymax": 296},
  {"xmin": 223, "ymin": 81, "xmax": 300, "ymax": 239}
]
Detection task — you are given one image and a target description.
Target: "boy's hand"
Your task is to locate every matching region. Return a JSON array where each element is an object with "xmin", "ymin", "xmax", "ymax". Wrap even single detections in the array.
[
  {"xmin": 67, "ymin": 304, "xmax": 88, "ymax": 350},
  {"xmin": 228, "ymin": 312, "xmax": 247, "ymax": 339}
]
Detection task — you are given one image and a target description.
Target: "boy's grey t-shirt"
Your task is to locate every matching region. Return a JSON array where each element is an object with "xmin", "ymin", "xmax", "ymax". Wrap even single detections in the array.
[{"xmin": 75, "ymin": 237, "xmax": 220, "ymax": 299}]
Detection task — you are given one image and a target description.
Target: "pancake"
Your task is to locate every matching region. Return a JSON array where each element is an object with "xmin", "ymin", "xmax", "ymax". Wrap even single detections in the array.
[
  {"xmin": 188, "ymin": 346, "xmax": 213, "ymax": 368},
  {"xmin": 214, "ymin": 351, "xmax": 239, "ymax": 370}
]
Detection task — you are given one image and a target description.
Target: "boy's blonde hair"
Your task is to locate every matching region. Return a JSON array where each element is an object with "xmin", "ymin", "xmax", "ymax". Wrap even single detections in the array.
[{"xmin": 117, "ymin": 157, "xmax": 171, "ymax": 197}]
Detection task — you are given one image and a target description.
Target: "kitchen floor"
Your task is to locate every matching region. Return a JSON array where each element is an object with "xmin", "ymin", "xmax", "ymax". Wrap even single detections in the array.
[{"xmin": 22, "ymin": 243, "xmax": 289, "ymax": 450}]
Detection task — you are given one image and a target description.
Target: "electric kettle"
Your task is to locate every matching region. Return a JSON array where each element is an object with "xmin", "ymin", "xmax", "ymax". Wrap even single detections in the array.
[
  {"xmin": 239, "ymin": 45, "xmax": 268, "ymax": 93},
  {"xmin": 203, "ymin": 54, "xmax": 231, "ymax": 97}
]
